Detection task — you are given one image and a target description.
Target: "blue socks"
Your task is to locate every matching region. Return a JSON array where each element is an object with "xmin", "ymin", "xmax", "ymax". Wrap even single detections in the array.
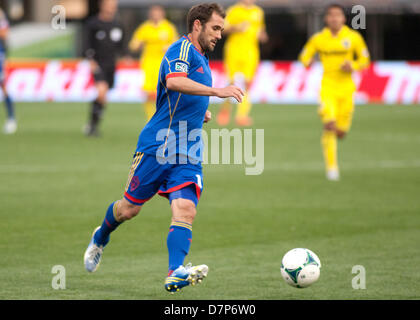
[
  {"xmin": 94, "ymin": 202, "xmax": 122, "ymax": 246},
  {"xmin": 4, "ymin": 95, "xmax": 15, "ymax": 119},
  {"xmin": 92, "ymin": 202, "xmax": 193, "ymax": 274},
  {"xmin": 167, "ymin": 222, "xmax": 192, "ymax": 274}
]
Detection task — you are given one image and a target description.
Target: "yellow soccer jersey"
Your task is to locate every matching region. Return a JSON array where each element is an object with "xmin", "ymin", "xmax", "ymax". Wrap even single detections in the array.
[
  {"xmin": 224, "ymin": 3, "xmax": 265, "ymax": 56},
  {"xmin": 129, "ymin": 19, "xmax": 177, "ymax": 64},
  {"xmin": 299, "ymin": 25, "xmax": 370, "ymax": 92}
]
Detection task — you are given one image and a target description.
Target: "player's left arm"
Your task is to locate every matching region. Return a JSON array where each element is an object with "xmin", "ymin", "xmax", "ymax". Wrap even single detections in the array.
[
  {"xmin": 351, "ymin": 32, "xmax": 370, "ymax": 71},
  {"xmin": 164, "ymin": 24, "xmax": 178, "ymax": 52},
  {"xmin": 169, "ymin": 24, "xmax": 179, "ymax": 43},
  {"xmin": 298, "ymin": 34, "xmax": 318, "ymax": 68},
  {"xmin": 258, "ymin": 8, "xmax": 268, "ymax": 44},
  {"xmin": 341, "ymin": 32, "xmax": 370, "ymax": 72},
  {"xmin": 129, "ymin": 25, "xmax": 145, "ymax": 53}
]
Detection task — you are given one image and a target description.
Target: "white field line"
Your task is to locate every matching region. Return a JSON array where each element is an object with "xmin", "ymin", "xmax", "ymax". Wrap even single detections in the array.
[{"xmin": 0, "ymin": 160, "xmax": 420, "ymax": 174}]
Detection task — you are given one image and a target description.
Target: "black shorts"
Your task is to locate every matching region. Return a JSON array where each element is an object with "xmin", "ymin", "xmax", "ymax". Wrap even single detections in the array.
[{"xmin": 93, "ymin": 64, "xmax": 116, "ymax": 88}]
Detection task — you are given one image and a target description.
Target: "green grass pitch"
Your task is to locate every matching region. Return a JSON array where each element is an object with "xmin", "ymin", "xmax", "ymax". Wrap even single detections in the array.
[{"xmin": 1, "ymin": 102, "xmax": 419, "ymax": 300}]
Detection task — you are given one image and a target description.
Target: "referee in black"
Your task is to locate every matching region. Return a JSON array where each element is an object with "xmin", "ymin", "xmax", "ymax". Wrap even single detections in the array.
[{"xmin": 83, "ymin": 0, "xmax": 126, "ymax": 137}]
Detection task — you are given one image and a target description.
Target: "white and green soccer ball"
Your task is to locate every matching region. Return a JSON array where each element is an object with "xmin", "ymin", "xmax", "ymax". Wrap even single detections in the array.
[{"xmin": 280, "ymin": 248, "xmax": 321, "ymax": 288}]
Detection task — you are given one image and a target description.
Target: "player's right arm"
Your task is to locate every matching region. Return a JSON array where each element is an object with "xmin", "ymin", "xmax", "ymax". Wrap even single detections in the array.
[
  {"xmin": 163, "ymin": 40, "xmax": 243, "ymax": 102},
  {"xmin": 129, "ymin": 24, "xmax": 145, "ymax": 53},
  {"xmin": 166, "ymin": 77, "xmax": 244, "ymax": 102},
  {"xmin": 222, "ymin": 6, "xmax": 248, "ymax": 35},
  {"xmin": 298, "ymin": 34, "xmax": 318, "ymax": 67}
]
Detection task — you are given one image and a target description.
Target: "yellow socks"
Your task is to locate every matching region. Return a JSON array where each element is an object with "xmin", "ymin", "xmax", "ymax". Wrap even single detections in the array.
[
  {"xmin": 321, "ymin": 130, "xmax": 338, "ymax": 171},
  {"xmin": 217, "ymin": 99, "xmax": 232, "ymax": 126},
  {"xmin": 235, "ymin": 93, "xmax": 251, "ymax": 119},
  {"xmin": 220, "ymin": 99, "xmax": 232, "ymax": 114},
  {"xmin": 144, "ymin": 100, "xmax": 155, "ymax": 121}
]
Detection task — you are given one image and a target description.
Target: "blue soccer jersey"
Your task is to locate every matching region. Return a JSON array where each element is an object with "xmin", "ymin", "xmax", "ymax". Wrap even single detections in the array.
[{"xmin": 136, "ymin": 35, "xmax": 212, "ymax": 162}]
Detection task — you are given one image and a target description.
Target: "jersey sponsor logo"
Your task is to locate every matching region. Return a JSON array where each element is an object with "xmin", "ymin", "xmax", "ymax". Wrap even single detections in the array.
[
  {"xmin": 175, "ymin": 62, "xmax": 188, "ymax": 73},
  {"xmin": 196, "ymin": 66, "xmax": 204, "ymax": 74},
  {"xmin": 320, "ymin": 49, "xmax": 348, "ymax": 55}
]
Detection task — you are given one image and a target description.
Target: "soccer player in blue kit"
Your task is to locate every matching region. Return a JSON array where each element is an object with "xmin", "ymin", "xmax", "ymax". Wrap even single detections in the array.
[
  {"xmin": 0, "ymin": 8, "xmax": 16, "ymax": 135},
  {"xmin": 84, "ymin": 3, "xmax": 244, "ymax": 293}
]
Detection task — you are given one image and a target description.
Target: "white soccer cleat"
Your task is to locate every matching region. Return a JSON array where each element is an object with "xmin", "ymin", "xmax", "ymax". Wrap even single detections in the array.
[
  {"xmin": 84, "ymin": 226, "xmax": 104, "ymax": 273},
  {"xmin": 164, "ymin": 263, "xmax": 209, "ymax": 293},
  {"xmin": 3, "ymin": 119, "xmax": 17, "ymax": 134},
  {"xmin": 186, "ymin": 263, "xmax": 209, "ymax": 286},
  {"xmin": 326, "ymin": 169, "xmax": 340, "ymax": 181}
]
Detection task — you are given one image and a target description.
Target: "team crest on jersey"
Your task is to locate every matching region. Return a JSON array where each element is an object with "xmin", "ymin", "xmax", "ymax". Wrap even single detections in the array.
[
  {"xmin": 96, "ymin": 30, "xmax": 106, "ymax": 40},
  {"xmin": 110, "ymin": 28, "xmax": 123, "ymax": 42},
  {"xmin": 175, "ymin": 62, "xmax": 188, "ymax": 73},
  {"xmin": 342, "ymin": 39, "xmax": 350, "ymax": 49},
  {"xmin": 130, "ymin": 176, "xmax": 140, "ymax": 192}
]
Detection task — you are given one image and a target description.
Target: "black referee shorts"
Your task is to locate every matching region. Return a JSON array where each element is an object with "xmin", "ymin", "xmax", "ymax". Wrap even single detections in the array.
[{"xmin": 93, "ymin": 64, "xmax": 116, "ymax": 88}]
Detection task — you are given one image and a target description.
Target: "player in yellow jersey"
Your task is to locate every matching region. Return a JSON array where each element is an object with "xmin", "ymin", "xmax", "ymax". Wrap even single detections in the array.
[
  {"xmin": 217, "ymin": 0, "xmax": 268, "ymax": 127},
  {"xmin": 129, "ymin": 6, "xmax": 178, "ymax": 120},
  {"xmin": 299, "ymin": 4, "xmax": 370, "ymax": 181}
]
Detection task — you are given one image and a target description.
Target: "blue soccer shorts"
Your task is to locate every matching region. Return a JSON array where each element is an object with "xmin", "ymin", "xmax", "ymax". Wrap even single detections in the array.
[{"xmin": 123, "ymin": 152, "xmax": 204, "ymax": 207}]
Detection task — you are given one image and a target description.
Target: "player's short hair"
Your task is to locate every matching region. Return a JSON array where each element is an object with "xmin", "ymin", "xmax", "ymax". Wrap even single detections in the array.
[
  {"xmin": 324, "ymin": 3, "xmax": 346, "ymax": 16},
  {"xmin": 187, "ymin": 3, "xmax": 226, "ymax": 33}
]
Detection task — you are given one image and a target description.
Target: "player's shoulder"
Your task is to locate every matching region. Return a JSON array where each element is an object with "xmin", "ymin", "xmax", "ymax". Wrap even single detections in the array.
[
  {"xmin": 166, "ymin": 37, "xmax": 186, "ymax": 56},
  {"xmin": 344, "ymin": 26, "xmax": 364, "ymax": 41},
  {"xmin": 251, "ymin": 4, "xmax": 264, "ymax": 14},
  {"xmin": 165, "ymin": 37, "xmax": 198, "ymax": 66},
  {"xmin": 137, "ymin": 20, "xmax": 150, "ymax": 29},
  {"xmin": 226, "ymin": 3, "xmax": 241, "ymax": 15},
  {"xmin": 134, "ymin": 20, "xmax": 151, "ymax": 35},
  {"xmin": 162, "ymin": 19, "xmax": 176, "ymax": 29},
  {"xmin": 309, "ymin": 29, "xmax": 325, "ymax": 43}
]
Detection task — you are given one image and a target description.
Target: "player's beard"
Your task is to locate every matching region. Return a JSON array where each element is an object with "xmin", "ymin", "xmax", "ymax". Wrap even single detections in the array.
[{"xmin": 198, "ymin": 28, "xmax": 215, "ymax": 53}]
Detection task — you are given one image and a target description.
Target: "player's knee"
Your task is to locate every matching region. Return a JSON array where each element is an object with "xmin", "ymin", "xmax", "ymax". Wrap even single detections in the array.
[
  {"xmin": 324, "ymin": 121, "xmax": 336, "ymax": 132},
  {"xmin": 118, "ymin": 201, "xmax": 141, "ymax": 221},
  {"xmin": 97, "ymin": 92, "xmax": 107, "ymax": 105},
  {"xmin": 336, "ymin": 129, "xmax": 347, "ymax": 139},
  {"xmin": 96, "ymin": 84, "xmax": 108, "ymax": 104},
  {"xmin": 172, "ymin": 199, "xmax": 197, "ymax": 224}
]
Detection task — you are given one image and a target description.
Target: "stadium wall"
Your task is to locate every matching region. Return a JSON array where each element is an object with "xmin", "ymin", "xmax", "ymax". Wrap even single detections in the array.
[{"xmin": 4, "ymin": 60, "xmax": 420, "ymax": 104}]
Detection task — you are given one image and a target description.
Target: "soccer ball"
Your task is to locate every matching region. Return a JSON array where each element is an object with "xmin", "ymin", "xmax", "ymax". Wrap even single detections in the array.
[{"xmin": 280, "ymin": 248, "xmax": 321, "ymax": 288}]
